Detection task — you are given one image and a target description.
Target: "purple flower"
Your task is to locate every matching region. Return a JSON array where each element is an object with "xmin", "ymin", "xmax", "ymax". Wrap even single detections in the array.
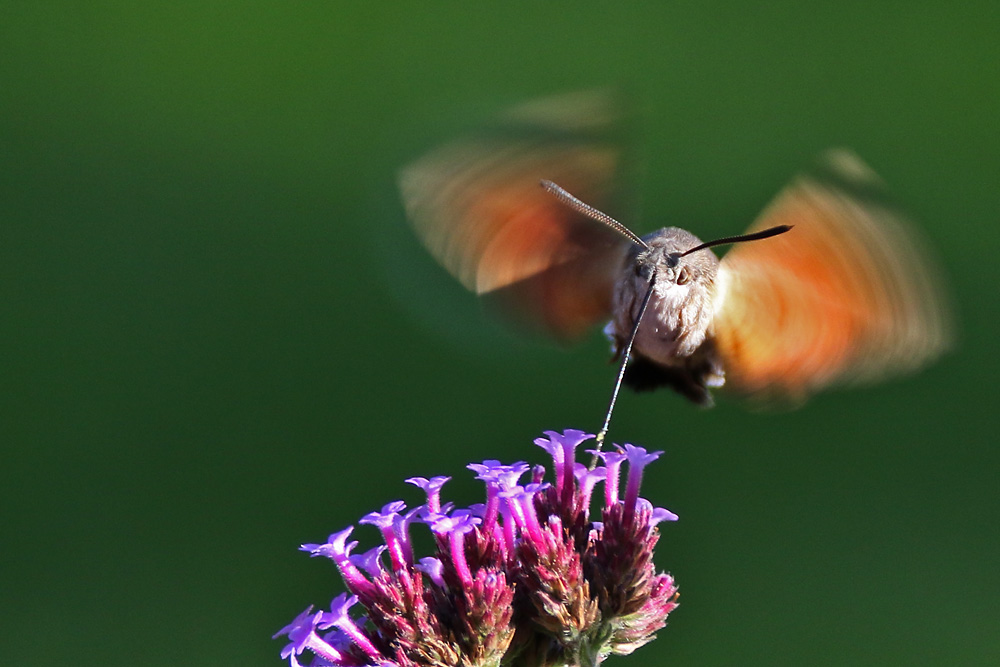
[
  {"xmin": 414, "ymin": 557, "xmax": 445, "ymax": 588},
  {"xmin": 359, "ymin": 502, "xmax": 411, "ymax": 571},
  {"xmin": 620, "ymin": 444, "xmax": 663, "ymax": 526},
  {"xmin": 317, "ymin": 594, "xmax": 382, "ymax": 662},
  {"xmin": 276, "ymin": 429, "xmax": 679, "ymax": 667},
  {"xmin": 427, "ymin": 511, "xmax": 480, "ymax": 587},
  {"xmin": 300, "ymin": 527, "xmax": 376, "ymax": 600},
  {"xmin": 405, "ymin": 476, "xmax": 450, "ymax": 514},
  {"xmin": 349, "ymin": 545, "xmax": 387, "ymax": 578},
  {"xmin": 273, "ymin": 606, "xmax": 351, "ymax": 666}
]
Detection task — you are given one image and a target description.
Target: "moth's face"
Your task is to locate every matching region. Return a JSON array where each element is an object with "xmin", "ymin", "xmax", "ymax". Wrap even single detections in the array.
[
  {"xmin": 634, "ymin": 227, "xmax": 720, "ymax": 291},
  {"xmin": 613, "ymin": 228, "xmax": 721, "ymax": 361}
]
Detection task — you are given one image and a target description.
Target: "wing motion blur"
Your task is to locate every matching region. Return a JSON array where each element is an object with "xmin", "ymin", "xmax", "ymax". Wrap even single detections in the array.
[
  {"xmin": 398, "ymin": 91, "xmax": 632, "ymax": 340},
  {"xmin": 400, "ymin": 91, "xmax": 951, "ymax": 405},
  {"xmin": 713, "ymin": 149, "xmax": 951, "ymax": 400}
]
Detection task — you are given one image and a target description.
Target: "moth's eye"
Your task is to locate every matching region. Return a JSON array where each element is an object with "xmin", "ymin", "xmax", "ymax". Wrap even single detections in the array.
[{"xmin": 676, "ymin": 266, "xmax": 691, "ymax": 285}]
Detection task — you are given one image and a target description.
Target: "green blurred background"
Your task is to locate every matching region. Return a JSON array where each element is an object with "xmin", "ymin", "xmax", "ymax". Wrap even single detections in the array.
[{"xmin": 2, "ymin": 3, "xmax": 997, "ymax": 665}]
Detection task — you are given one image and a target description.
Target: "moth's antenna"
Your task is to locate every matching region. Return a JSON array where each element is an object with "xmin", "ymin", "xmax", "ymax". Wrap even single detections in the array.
[
  {"xmin": 592, "ymin": 268, "xmax": 658, "ymax": 466},
  {"xmin": 679, "ymin": 224, "xmax": 792, "ymax": 257},
  {"xmin": 541, "ymin": 180, "xmax": 648, "ymax": 249}
]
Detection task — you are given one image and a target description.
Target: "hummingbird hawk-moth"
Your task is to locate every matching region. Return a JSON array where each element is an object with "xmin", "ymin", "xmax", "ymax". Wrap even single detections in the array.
[{"xmin": 398, "ymin": 91, "xmax": 950, "ymax": 415}]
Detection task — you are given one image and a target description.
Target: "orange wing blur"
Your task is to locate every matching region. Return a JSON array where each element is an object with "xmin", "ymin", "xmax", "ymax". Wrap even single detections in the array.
[
  {"xmin": 399, "ymin": 91, "xmax": 631, "ymax": 340},
  {"xmin": 713, "ymin": 150, "xmax": 951, "ymax": 399}
]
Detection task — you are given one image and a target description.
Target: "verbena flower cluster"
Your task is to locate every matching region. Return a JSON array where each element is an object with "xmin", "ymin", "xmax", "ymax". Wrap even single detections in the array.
[{"xmin": 274, "ymin": 429, "xmax": 679, "ymax": 667}]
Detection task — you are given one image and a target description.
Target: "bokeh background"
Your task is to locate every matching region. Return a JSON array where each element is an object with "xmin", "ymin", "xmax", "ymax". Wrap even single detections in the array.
[{"xmin": 2, "ymin": 3, "xmax": 998, "ymax": 665}]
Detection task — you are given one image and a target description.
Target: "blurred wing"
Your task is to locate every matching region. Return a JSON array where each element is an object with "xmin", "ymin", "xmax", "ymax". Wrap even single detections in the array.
[
  {"xmin": 399, "ymin": 91, "xmax": 632, "ymax": 340},
  {"xmin": 714, "ymin": 149, "xmax": 951, "ymax": 399}
]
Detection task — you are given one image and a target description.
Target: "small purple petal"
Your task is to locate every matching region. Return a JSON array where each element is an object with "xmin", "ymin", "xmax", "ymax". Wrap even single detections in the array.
[
  {"xmin": 318, "ymin": 593, "xmax": 383, "ymax": 661},
  {"xmin": 415, "ymin": 556, "xmax": 446, "ymax": 588},
  {"xmin": 651, "ymin": 506, "xmax": 679, "ymax": 525},
  {"xmin": 349, "ymin": 545, "xmax": 387, "ymax": 577},
  {"xmin": 635, "ymin": 497, "xmax": 679, "ymax": 525},
  {"xmin": 429, "ymin": 512, "xmax": 480, "ymax": 587},
  {"xmin": 406, "ymin": 476, "xmax": 450, "ymax": 513},
  {"xmin": 471, "ymin": 460, "xmax": 529, "ymax": 489},
  {"xmin": 590, "ymin": 449, "xmax": 626, "ymax": 508},
  {"xmin": 531, "ymin": 464, "xmax": 546, "ymax": 484},
  {"xmin": 575, "ymin": 463, "xmax": 607, "ymax": 518},
  {"xmin": 394, "ymin": 505, "xmax": 424, "ymax": 567},
  {"xmin": 273, "ymin": 605, "xmax": 316, "ymax": 642},
  {"xmin": 300, "ymin": 539, "xmax": 356, "ymax": 561},
  {"xmin": 320, "ymin": 593, "xmax": 357, "ymax": 627},
  {"xmin": 429, "ymin": 511, "xmax": 480, "ymax": 536},
  {"xmin": 415, "ymin": 507, "xmax": 444, "ymax": 526},
  {"xmin": 532, "ymin": 435, "xmax": 562, "ymax": 462},
  {"xmin": 311, "ymin": 628, "xmax": 354, "ymax": 667},
  {"xmin": 300, "ymin": 527, "xmax": 374, "ymax": 598},
  {"xmin": 274, "ymin": 606, "xmax": 347, "ymax": 664},
  {"xmin": 359, "ymin": 501, "xmax": 407, "ymax": 530},
  {"xmin": 301, "ymin": 526, "xmax": 358, "ymax": 562},
  {"xmin": 470, "ymin": 461, "xmax": 526, "ymax": 537},
  {"xmin": 535, "ymin": 430, "xmax": 593, "ymax": 506},
  {"xmin": 499, "ymin": 485, "xmax": 545, "ymax": 547},
  {"xmin": 497, "ymin": 500, "xmax": 517, "ymax": 552},
  {"xmin": 622, "ymin": 444, "xmax": 663, "ymax": 525},
  {"xmin": 360, "ymin": 502, "xmax": 409, "ymax": 571},
  {"xmin": 467, "ymin": 460, "xmax": 505, "ymax": 479}
]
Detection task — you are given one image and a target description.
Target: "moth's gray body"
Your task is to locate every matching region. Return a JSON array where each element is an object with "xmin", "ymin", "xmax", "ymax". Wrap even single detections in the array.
[{"xmin": 607, "ymin": 227, "xmax": 726, "ymax": 404}]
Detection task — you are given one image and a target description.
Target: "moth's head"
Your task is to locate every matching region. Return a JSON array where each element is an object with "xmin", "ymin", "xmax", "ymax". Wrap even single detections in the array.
[
  {"xmin": 611, "ymin": 227, "xmax": 722, "ymax": 360},
  {"xmin": 635, "ymin": 227, "xmax": 721, "ymax": 289}
]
